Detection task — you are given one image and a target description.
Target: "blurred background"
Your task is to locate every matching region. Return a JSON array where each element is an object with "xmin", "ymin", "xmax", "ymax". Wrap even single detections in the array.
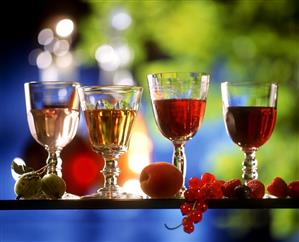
[{"xmin": 0, "ymin": 0, "xmax": 299, "ymax": 241}]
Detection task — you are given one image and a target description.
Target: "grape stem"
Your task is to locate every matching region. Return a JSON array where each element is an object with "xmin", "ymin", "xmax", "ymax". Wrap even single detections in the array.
[
  {"xmin": 192, "ymin": 200, "xmax": 197, "ymax": 210},
  {"xmin": 164, "ymin": 223, "xmax": 182, "ymax": 230},
  {"xmin": 35, "ymin": 164, "xmax": 49, "ymax": 176}
]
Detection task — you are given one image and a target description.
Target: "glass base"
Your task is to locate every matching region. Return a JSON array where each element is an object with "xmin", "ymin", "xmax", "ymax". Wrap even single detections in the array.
[
  {"xmin": 62, "ymin": 192, "xmax": 80, "ymax": 200},
  {"xmin": 80, "ymin": 186, "xmax": 143, "ymax": 199},
  {"xmin": 175, "ymin": 186, "xmax": 186, "ymax": 199}
]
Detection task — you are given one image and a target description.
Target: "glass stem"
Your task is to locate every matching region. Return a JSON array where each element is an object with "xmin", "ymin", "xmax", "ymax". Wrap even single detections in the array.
[
  {"xmin": 242, "ymin": 148, "xmax": 258, "ymax": 184},
  {"xmin": 172, "ymin": 142, "xmax": 186, "ymax": 188},
  {"xmin": 46, "ymin": 149, "xmax": 62, "ymax": 177},
  {"xmin": 101, "ymin": 156, "xmax": 120, "ymax": 193}
]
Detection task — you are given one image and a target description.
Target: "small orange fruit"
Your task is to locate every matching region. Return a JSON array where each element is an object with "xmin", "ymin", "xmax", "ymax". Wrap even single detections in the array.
[{"xmin": 139, "ymin": 162, "xmax": 183, "ymax": 198}]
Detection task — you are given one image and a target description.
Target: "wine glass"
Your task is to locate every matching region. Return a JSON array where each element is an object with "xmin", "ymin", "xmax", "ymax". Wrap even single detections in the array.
[
  {"xmin": 147, "ymin": 72, "xmax": 210, "ymax": 191},
  {"xmin": 78, "ymin": 85, "xmax": 143, "ymax": 199},
  {"xmin": 24, "ymin": 81, "xmax": 80, "ymax": 195},
  {"xmin": 221, "ymin": 82, "xmax": 278, "ymax": 184}
]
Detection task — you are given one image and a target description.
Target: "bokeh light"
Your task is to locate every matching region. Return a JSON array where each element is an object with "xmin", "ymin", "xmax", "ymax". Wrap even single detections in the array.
[
  {"xmin": 56, "ymin": 52, "xmax": 73, "ymax": 68},
  {"xmin": 40, "ymin": 66, "xmax": 58, "ymax": 81},
  {"xmin": 111, "ymin": 9, "xmax": 132, "ymax": 31},
  {"xmin": 71, "ymin": 154, "xmax": 99, "ymax": 188},
  {"xmin": 123, "ymin": 179, "xmax": 145, "ymax": 197},
  {"xmin": 36, "ymin": 51, "xmax": 52, "ymax": 69},
  {"xmin": 115, "ymin": 44, "xmax": 132, "ymax": 66},
  {"xmin": 28, "ymin": 49, "xmax": 42, "ymax": 65},
  {"xmin": 95, "ymin": 44, "xmax": 120, "ymax": 71},
  {"xmin": 128, "ymin": 131, "xmax": 152, "ymax": 174},
  {"xmin": 53, "ymin": 39, "xmax": 70, "ymax": 56},
  {"xmin": 113, "ymin": 70, "xmax": 134, "ymax": 85},
  {"xmin": 55, "ymin": 18, "xmax": 74, "ymax": 38},
  {"xmin": 38, "ymin": 28, "xmax": 54, "ymax": 46}
]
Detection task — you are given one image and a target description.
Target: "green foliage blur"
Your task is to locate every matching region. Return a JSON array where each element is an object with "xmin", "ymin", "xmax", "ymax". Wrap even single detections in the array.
[{"xmin": 77, "ymin": 0, "xmax": 299, "ymax": 240}]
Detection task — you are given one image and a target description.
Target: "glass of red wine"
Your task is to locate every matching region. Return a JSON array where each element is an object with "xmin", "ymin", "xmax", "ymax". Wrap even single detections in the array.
[
  {"xmin": 221, "ymin": 82, "xmax": 278, "ymax": 184},
  {"xmin": 147, "ymin": 72, "xmax": 210, "ymax": 192}
]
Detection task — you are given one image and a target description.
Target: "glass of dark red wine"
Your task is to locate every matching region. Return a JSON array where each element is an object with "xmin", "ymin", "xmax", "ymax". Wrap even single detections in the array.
[
  {"xmin": 221, "ymin": 82, "xmax": 278, "ymax": 184},
  {"xmin": 147, "ymin": 72, "xmax": 210, "ymax": 192}
]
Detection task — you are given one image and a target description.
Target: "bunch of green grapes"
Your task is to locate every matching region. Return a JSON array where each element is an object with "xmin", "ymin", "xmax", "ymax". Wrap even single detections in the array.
[{"xmin": 12, "ymin": 158, "xmax": 66, "ymax": 199}]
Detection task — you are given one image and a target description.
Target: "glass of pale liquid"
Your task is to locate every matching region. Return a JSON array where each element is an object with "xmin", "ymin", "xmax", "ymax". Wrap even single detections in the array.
[
  {"xmin": 24, "ymin": 81, "xmax": 80, "ymax": 196},
  {"xmin": 78, "ymin": 85, "xmax": 143, "ymax": 199}
]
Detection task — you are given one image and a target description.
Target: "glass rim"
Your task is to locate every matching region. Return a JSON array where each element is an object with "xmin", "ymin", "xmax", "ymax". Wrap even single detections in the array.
[
  {"xmin": 147, "ymin": 71, "xmax": 210, "ymax": 78},
  {"xmin": 221, "ymin": 81, "xmax": 278, "ymax": 87},
  {"xmin": 24, "ymin": 81, "xmax": 80, "ymax": 87},
  {"xmin": 78, "ymin": 85, "xmax": 143, "ymax": 93}
]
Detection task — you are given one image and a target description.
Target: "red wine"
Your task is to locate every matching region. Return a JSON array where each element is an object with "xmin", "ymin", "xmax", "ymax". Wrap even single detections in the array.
[
  {"xmin": 224, "ymin": 106, "xmax": 277, "ymax": 149},
  {"xmin": 153, "ymin": 99, "xmax": 206, "ymax": 141}
]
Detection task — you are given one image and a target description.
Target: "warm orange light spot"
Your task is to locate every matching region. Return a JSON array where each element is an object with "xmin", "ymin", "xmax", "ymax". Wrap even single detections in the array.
[
  {"xmin": 119, "ymin": 113, "xmax": 153, "ymax": 185},
  {"xmin": 127, "ymin": 114, "xmax": 152, "ymax": 173}
]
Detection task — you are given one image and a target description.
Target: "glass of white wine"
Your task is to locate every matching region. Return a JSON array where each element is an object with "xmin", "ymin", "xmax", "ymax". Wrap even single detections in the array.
[
  {"xmin": 24, "ymin": 81, "xmax": 80, "ymax": 195},
  {"xmin": 78, "ymin": 85, "xmax": 143, "ymax": 199}
]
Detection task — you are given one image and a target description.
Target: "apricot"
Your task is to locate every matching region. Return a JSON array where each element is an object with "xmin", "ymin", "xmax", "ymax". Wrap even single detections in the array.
[{"xmin": 139, "ymin": 162, "xmax": 183, "ymax": 198}]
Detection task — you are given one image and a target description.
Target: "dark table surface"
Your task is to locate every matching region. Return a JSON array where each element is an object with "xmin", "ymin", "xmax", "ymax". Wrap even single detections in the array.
[{"xmin": 0, "ymin": 198, "xmax": 298, "ymax": 210}]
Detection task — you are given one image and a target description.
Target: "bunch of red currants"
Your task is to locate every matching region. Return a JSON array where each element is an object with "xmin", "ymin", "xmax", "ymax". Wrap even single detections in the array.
[
  {"xmin": 165, "ymin": 173, "xmax": 223, "ymax": 233},
  {"xmin": 168, "ymin": 173, "xmax": 299, "ymax": 234}
]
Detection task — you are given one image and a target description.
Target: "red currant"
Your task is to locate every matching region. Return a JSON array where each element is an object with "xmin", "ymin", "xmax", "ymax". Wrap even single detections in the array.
[
  {"xmin": 180, "ymin": 202, "xmax": 192, "ymax": 215},
  {"xmin": 182, "ymin": 217, "xmax": 194, "ymax": 234},
  {"xmin": 217, "ymin": 180, "xmax": 225, "ymax": 186},
  {"xmin": 194, "ymin": 201, "xmax": 208, "ymax": 212},
  {"xmin": 184, "ymin": 189, "xmax": 196, "ymax": 202},
  {"xmin": 189, "ymin": 210, "xmax": 203, "ymax": 224},
  {"xmin": 201, "ymin": 203, "xmax": 208, "ymax": 212},
  {"xmin": 188, "ymin": 177, "xmax": 202, "ymax": 189},
  {"xmin": 201, "ymin": 172, "xmax": 216, "ymax": 184},
  {"xmin": 194, "ymin": 188, "xmax": 205, "ymax": 201},
  {"xmin": 170, "ymin": 172, "xmax": 224, "ymax": 234},
  {"xmin": 211, "ymin": 182, "xmax": 223, "ymax": 199},
  {"xmin": 202, "ymin": 182, "xmax": 223, "ymax": 199},
  {"xmin": 182, "ymin": 216, "xmax": 192, "ymax": 225}
]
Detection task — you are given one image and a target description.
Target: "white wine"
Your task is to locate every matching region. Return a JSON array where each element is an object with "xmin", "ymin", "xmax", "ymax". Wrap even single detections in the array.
[
  {"xmin": 84, "ymin": 109, "xmax": 136, "ymax": 155},
  {"xmin": 27, "ymin": 107, "xmax": 79, "ymax": 150}
]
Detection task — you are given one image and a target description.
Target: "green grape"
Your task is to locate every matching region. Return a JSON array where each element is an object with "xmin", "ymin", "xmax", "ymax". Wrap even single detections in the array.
[
  {"xmin": 14, "ymin": 172, "xmax": 42, "ymax": 199},
  {"xmin": 41, "ymin": 174, "xmax": 66, "ymax": 199}
]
